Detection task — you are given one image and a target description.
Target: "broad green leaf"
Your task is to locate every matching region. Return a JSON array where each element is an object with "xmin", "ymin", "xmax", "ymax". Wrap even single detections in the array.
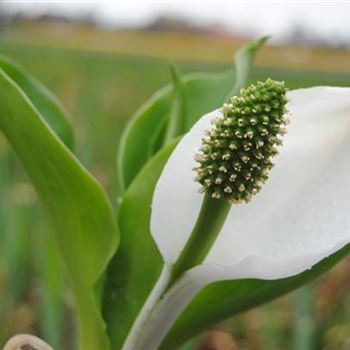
[
  {"xmin": 0, "ymin": 55, "xmax": 73, "ymax": 343},
  {"xmin": 104, "ymin": 141, "xmax": 178, "ymax": 349},
  {"xmin": 161, "ymin": 244, "xmax": 350, "ymax": 349},
  {"xmin": 117, "ymin": 37, "xmax": 268, "ymax": 192},
  {"xmin": 0, "ymin": 55, "xmax": 74, "ymax": 149},
  {"xmin": 0, "ymin": 69, "xmax": 119, "ymax": 350}
]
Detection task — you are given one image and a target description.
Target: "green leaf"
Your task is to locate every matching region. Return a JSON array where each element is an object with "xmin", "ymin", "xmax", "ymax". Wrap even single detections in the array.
[
  {"xmin": 0, "ymin": 55, "xmax": 74, "ymax": 149},
  {"xmin": 104, "ymin": 141, "xmax": 178, "ymax": 349},
  {"xmin": 117, "ymin": 37, "xmax": 268, "ymax": 193},
  {"xmin": 0, "ymin": 69, "xmax": 119, "ymax": 350},
  {"xmin": 163, "ymin": 64, "xmax": 187, "ymax": 144},
  {"xmin": 161, "ymin": 244, "xmax": 350, "ymax": 349},
  {"xmin": 228, "ymin": 36, "xmax": 269, "ymax": 98}
]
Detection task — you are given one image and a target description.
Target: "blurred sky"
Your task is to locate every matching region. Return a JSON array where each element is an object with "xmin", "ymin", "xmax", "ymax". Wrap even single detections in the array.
[{"xmin": 2, "ymin": 1, "xmax": 350, "ymax": 45}]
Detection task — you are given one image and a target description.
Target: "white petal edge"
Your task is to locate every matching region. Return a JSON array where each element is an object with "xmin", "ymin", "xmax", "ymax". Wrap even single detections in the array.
[
  {"xmin": 151, "ymin": 86, "xmax": 350, "ymax": 275},
  {"xmin": 128, "ymin": 237, "xmax": 349, "ymax": 350}
]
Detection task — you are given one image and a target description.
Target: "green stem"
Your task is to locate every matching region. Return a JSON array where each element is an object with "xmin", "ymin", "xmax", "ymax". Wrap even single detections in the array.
[
  {"xmin": 168, "ymin": 194, "xmax": 231, "ymax": 287},
  {"xmin": 123, "ymin": 195, "xmax": 231, "ymax": 349},
  {"xmin": 293, "ymin": 286, "xmax": 313, "ymax": 350}
]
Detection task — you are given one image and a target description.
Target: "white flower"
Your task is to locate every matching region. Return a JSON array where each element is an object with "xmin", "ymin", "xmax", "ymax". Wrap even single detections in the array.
[
  {"xmin": 124, "ymin": 87, "xmax": 350, "ymax": 350},
  {"xmin": 152, "ymin": 86, "xmax": 350, "ymax": 279}
]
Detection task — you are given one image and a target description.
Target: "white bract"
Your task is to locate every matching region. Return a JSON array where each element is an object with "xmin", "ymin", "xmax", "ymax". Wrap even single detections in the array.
[
  {"xmin": 124, "ymin": 87, "xmax": 350, "ymax": 350},
  {"xmin": 152, "ymin": 86, "xmax": 350, "ymax": 280}
]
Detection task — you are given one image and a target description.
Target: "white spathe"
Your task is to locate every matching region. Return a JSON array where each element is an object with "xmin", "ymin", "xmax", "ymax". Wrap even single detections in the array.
[
  {"xmin": 151, "ymin": 86, "xmax": 350, "ymax": 281},
  {"xmin": 124, "ymin": 87, "xmax": 350, "ymax": 350}
]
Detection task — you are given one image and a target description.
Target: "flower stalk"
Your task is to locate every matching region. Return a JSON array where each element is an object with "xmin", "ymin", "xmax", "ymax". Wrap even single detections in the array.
[{"xmin": 168, "ymin": 194, "xmax": 230, "ymax": 287}]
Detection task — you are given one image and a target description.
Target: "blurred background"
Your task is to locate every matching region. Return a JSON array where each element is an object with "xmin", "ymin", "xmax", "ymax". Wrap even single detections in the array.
[{"xmin": 0, "ymin": 1, "xmax": 350, "ymax": 349}]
